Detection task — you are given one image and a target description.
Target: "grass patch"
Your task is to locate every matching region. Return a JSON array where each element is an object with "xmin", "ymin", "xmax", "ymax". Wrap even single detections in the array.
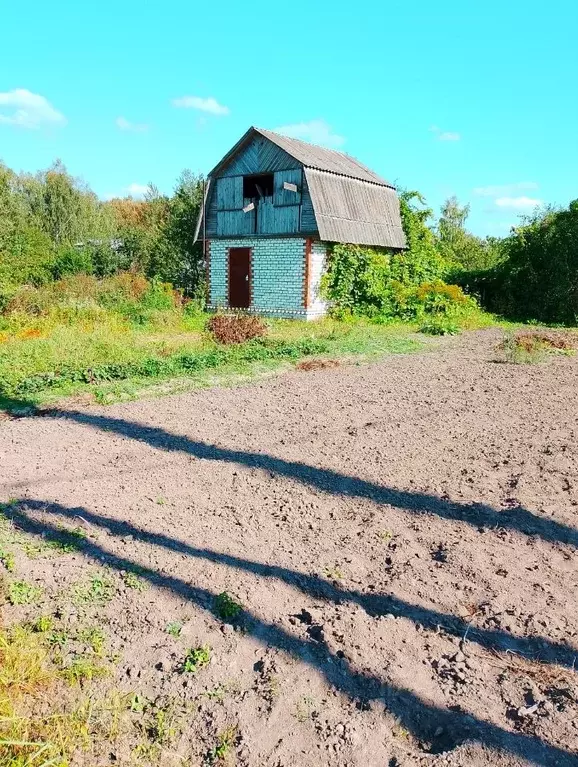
[
  {"xmin": 8, "ymin": 581, "xmax": 42, "ymax": 605},
  {"xmin": 0, "ymin": 300, "xmax": 435, "ymax": 412},
  {"xmin": 182, "ymin": 645, "xmax": 211, "ymax": 674},
  {"xmin": 72, "ymin": 573, "xmax": 115, "ymax": 606},
  {"xmin": 0, "ymin": 276, "xmax": 524, "ymax": 415},
  {"xmin": 0, "ymin": 623, "xmax": 128, "ymax": 766}
]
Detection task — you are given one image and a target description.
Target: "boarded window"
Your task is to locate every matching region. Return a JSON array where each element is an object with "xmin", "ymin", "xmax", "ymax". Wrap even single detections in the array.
[{"xmin": 243, "ymin": 173, "xmax": 274, "ymax": 199}]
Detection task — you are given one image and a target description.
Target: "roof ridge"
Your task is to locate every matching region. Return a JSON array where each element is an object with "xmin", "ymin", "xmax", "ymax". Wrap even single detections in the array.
[
  {"xmin": 253, "ymin": 127, "xmax": 390, "ymax": 187},
  {"xmin": 254, "ymin": 126, "xmax": 357, "ymax": 160}
]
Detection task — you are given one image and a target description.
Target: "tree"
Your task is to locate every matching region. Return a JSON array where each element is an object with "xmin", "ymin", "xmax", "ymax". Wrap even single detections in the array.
[
  {"xmin": 436, "ymin": 196, "xmax": 501, "ymax": 272},
  {"xmin": 486, "ymin": 201, "xmax": 578, "ymax": 324}
]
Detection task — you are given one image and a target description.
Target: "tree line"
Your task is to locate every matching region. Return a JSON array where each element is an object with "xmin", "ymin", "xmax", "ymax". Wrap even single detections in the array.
[{"xmin": 0, "ymin": 159, "xmax": 576, "ymax": 324}]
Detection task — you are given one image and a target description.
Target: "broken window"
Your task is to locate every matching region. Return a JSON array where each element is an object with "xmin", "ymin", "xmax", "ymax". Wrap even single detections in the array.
[{"xmin": 243, "ymin": 173, "xmax": 274, "ymax": 199}]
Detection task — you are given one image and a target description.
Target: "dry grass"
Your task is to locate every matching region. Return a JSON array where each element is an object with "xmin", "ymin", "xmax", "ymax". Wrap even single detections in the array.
[
  {"xmin": 0, "ymin": 623, "xmax": 130, "ymax": 766},
  {"xmin": 295, "ymin": 358, "xmax": 341, "ymax": 371},
  {"xmin": 481, "ymin": 647, "xmax": 578, "ymax": 687},
  {"xmin": 497, "ymin": 329, "xmax": 578, "ymax": 364},
  {"xmin": 518, "ymin": 331, "xmax": 577, "ymax": 351},
  {"xmin": 206, "ymin": 313, "xmax": 267, "ymax": 345}
]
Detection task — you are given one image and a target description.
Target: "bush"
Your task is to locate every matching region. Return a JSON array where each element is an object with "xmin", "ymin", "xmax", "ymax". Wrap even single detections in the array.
[
  {"xmin": 2, "ymin": 272, "xmax": 177, "ymax": 320},
  {"xmin": 469, "ymin": 201, "xmax": 578, "ymax": 325},
  {"xmin": 51, "ymin": 247, "xmax": 94, "ymax": 280},
  {"xmin": 419, "ymin": 317, "xmax": 460, "ymax": 336},
  {"xmin": 207, "ymin": 313, "xmax": 267, "ymax": 344}
]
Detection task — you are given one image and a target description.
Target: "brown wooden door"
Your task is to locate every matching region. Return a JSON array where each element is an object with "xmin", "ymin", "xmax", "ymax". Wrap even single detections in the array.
[{"xmin": 228, "ymin": 248, "xmax": 251, "ymax": 308}]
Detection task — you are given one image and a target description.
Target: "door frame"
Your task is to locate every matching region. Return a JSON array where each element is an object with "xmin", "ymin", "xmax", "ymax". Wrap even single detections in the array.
[{"xmin": 227, "ymin": 246, "xmax": 252, "ymax": 309}]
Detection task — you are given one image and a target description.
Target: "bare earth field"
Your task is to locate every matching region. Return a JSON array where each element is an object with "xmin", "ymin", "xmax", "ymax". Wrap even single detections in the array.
[{"xmin": 1, "ymin": 328, "xmax": 577, "ymax": 766}]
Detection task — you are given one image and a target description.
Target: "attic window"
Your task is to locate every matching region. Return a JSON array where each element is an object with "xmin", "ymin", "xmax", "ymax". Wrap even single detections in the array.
[{"xmin": 243, "ymin": 173, "xmax": 274, "ymax": 199}]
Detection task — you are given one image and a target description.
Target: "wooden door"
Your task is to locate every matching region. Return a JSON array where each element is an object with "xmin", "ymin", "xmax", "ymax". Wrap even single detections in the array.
[{"xmin": 228, "ymin": 248, "xmax": 251, "ymax": 308}]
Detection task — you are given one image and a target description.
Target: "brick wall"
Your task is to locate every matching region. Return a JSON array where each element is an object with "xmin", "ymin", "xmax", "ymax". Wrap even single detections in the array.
[{"xmin": 208, "ymin": 237, "xmax": 329, "ymax": 320}]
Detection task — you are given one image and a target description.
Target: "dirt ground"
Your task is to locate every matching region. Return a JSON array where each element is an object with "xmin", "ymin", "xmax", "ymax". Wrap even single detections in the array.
[{"xmin": 1, "ymin": 328, "xmax": 577, "ymax": 767}]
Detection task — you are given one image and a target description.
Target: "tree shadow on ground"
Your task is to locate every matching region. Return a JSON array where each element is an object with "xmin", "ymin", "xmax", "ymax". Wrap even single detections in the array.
[
  {"xmin": 15, "ymin": 499, "xmax": 578, "ymax": 671},
  {"xmin": 5, "ymin": 500, "xmax": 577, "ymax": 767},
  {"xmin": 46, "ymin": 408, "xmax": 578, "ymax": 549}
]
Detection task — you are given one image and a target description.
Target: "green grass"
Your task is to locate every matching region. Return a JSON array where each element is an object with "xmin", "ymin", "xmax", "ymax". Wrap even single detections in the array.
[
  {"xmin": 0, "ymin": 273, "xmax": 512, "ymax": 415},
  {"xmin": 0, "ymin": 298, "xmax": 436, "ymax": 413},
  {"xmin": 72, "ymin": 574, "xmax": 115, "ymax": 606},
  {"xmin": 8, "ymin": 580, "xmax": 42, "ymax": 605}
]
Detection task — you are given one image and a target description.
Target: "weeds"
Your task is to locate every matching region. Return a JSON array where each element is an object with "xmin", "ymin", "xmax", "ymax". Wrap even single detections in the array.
[
  {"xmin": 77, "ymin": 626, "xmax": 107, "ymax": 656},
  {"xmin": 497, "ymin": 330, "xmax": 577, "ymax": 364},
  {"xmin": 323, "ymin": 565, "xmax": 344, "ymax": 581},
  {"xmin": 31, "ymin": 615, "xmax": 53, "ymax": 633},
  {"xmin": 205, "ymin": 725, "xmax": 237, "ymax": 765},
  {"xmin": 62, "ymin": 656, "xmax": 109, "ymax": 684},
  {"xmin": 134, "ymin": 700, "xmax": 181, "ymax": 760},
  {"xmin": 182, "ymin": 645, "xmax": 211, "ymax": 674},
  {"xmin": 8, "ymin": 580, "xmax": 42, "ymax": 605},
  {"xmin": 214, "ymin": 592, "xmax": 242, "ymax": 622},
  {"xmin": 123, "ymin": 571, "xmax": 148, "ymax": 591},
  {"xmin": 294, "ymin": 695, "xmax": 315, "ymax": 723},
  {"xmin": 166, "ymin": 621, "xmax": 183, "ymax": 638},
  {"xmin": 0, "ymin": 548, "xmax": 15, "ymax": 572},
  {"xmin": 72, "ymin": 573, "xmax": 115, "ymax": 606},
  {"xmin": 48, "ymin": 629, "xmax": 68, "ymax": 647}
]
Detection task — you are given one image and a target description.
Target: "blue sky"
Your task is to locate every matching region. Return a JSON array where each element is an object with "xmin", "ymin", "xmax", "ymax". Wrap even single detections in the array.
[{"xmin": 1, "ymin": 0, "xmax": 576, "ymax": 236}]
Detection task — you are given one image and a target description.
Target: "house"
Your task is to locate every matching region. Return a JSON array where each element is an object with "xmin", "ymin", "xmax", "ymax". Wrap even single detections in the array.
[{"xmin": 195, "ymin": 127, "xmax": 406, "ymax": 319}]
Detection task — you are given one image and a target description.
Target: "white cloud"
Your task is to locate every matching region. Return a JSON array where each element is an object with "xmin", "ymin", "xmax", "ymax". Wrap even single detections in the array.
[
  {"xmin": 0, "ymin": 88, "xmax": 66, "ymax": 129},
  {"xmin": 429, "ymin": 125, "xmax": 460, "ymax": 141},
  {"xmin": 116, "ymin": 116, "xmax": 148, "ymax": 132},
  {"xmin": 273, "ymin": 119, "xmax": 345, "ymax": 148},
  {"xmin": 494, "ymin": 196, "xmax": 542, "ymax": 210},
  {"xmin": 104, "ymin": 183, "xmax": 150, "ymax": 200},
  {"xmin": 438, "ymin": 131, "xmax": 461, "ymax": 141},
  {"xmin": 125, "ymin": 183, "xmax": 150, "ymax": 198},
  {"xmin": 171, "ymin": 95, "xmax": 229, "ymax": 116},
  {"xmin": 474, "ymin": 181, "xmax": 539, "ymax": 197}
]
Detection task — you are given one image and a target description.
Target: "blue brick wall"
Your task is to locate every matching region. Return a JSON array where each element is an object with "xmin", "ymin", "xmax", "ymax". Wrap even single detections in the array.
[
  {"xmin": 208, "ymin": 238, "xmax": 307, "ymax": 318},
  {"xmin": 208, "ymin": 237, "xmax": 330, "ymax": 320}
]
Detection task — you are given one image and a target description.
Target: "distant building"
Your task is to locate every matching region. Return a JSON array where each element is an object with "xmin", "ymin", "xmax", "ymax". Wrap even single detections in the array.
[{"xmin": 195, "ymin": 127, "xmax": 405, "ymax": 319}]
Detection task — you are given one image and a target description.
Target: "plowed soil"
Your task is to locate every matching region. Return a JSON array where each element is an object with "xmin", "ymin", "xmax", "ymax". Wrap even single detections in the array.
[{"xmin": 1, "ymin": 328, "xmax": 577, "ymax": 766}]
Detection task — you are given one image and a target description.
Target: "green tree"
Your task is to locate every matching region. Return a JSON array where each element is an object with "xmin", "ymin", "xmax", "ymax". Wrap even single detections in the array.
[
  {"xmin": 485, "ymin": 201, "xmax": 578, "ymax": 324},
  {"xmin": 437, "ymin": 196, "xmax": 501, "ymax": 272}
]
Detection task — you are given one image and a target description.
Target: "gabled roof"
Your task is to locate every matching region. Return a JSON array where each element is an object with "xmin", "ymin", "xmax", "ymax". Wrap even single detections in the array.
[
  {"xmin": 209, "ymin": 126, "xmax": 393, "ymax": 187},
  {"xmin": 201, "ymin": 126, "xmax": 406, "ymax": 250}
]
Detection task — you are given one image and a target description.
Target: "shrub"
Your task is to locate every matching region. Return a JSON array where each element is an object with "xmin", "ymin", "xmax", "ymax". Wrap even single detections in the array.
[
  {"xmin": 323, "ymin": 241, "xmax": 473, "ymax": 323},
  {"xmin": 207, "ymin": 313, "xmax": 267, "ymax": 344},
  {"xmin": 470, "ymin": 201, "xmax": 578, "ymax": 325},
  {"xmin": 214, "ymin": 591, "xmax": 242, "ymax": 621},
  {"xmin": 51, "ymin": 246, "xmax": 94, "ymax": 279},
  {"xmin": 419, "ymin": 317, "xmax": 460, "ymax": 336}
]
